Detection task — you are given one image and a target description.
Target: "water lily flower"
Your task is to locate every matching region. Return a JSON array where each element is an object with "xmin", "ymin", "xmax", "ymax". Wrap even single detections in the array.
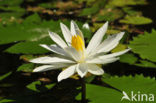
[{"xmin": 30, "ymin": 21, "xmax": 130, "ymax": 82}]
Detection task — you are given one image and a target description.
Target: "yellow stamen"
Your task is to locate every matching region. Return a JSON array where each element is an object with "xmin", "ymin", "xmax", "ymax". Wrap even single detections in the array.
[{"xmin": 71, "ymin": 35, "xmax": 84, "ymax": 51}]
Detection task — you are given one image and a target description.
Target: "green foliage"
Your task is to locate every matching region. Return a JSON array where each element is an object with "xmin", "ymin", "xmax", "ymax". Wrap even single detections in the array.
[
  {"xmin": 26, "ymin": 81, "xmax": 41, "ymax": 92},
  {"xmin": 78, "ymin": 0, "xmax": 97, "ymax": 6},
  {"xmin": 0, "ymin": 0, "xmax": 25, "ymax": 24},
  {"xmin": 122, "ymin": 7, "xmax": 141, "ymax": 16},
  {"xmin": 76, "ymin": 84, "xmax": 122, "ymax": 103},
  {"xmin": 103, "ymin": 75, "xmax": 156, "ymax": 95},
  {"xmin": 79, "ymin": 5, "xmax": 99, "ymax": 16},
  {"xmin": 23, "ymin": 13, "xmax": 41, "ymax": 24},
  {"xmin": 135, "ymin": 60, "xmax": 156, "ymax": 68},
  {"xmin": 120, "ymin": 53, "xmax": 156, "ymax": 68},
  {"xmin": 0, "ymin": 14, "xmax": 58, "ymax": 54},
  {"xmin": 120, "ymin": 16, "xmax": 152, "ymax": 25},
  {"xmin": 0, "ymin": 0, "xmax": 23, "ymax": 6},
  {"xmin": 0, "ymin": 99, "xmax": 15, "ymax": 103},
  {"xmin": 17, "ymin": 63, "xmax": 35, "ymax": 72},
  {"xmin": 5, "ymin": 37, "xmax": 52, "ymax": 54},
  {"xmin": 107, "ymin": 0, "xmax": 147, "ymax": 7},
  {"xmin": 45, "ymin": 83, "xmax": 55, "ymax": 89},
  {"xmin": 85, "ymin": 75, "xmax": 95, "ymax": 83},
  {"xmin": 1, "ymin": 16, "xmax": 90, "ymax": 54},
  {"xmin": 0, "ymin": 0, "xmax": 156, "ymax": 102},
  {"xmin": 120, "ymin": 53, "xmax": 138, "ymax": 64},
  {"xmin": 97, "ymin": 9, "xmax": 124, "ymax": 21},
  {"xmin": 129, "ymin": 29, "xmax": 156, "ymax": 62},
  {"xmin": 0, "ymin": 72, "xmax": 12, "ymax": 81},
  {"xmin": 76, "ymin": 75, "xmax": 156, "ymax": 103},
  {"xmin": 26, "ymin": 80, "xmax": 56, "ymax": 93},
  {"xmin": 111, "ymin": 44, "xmax": 127, "ymax": 53}
]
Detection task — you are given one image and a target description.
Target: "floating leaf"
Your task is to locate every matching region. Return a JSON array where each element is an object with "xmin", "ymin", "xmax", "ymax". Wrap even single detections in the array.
[
  {"xmin": 45, "ymin": 83, "xmax": 56, "ymax": 89},
  {"xmin": 111, "ymin": 44, "xmax": 127, "ymax": 53},
  {"xmin": 107, "ymin": 0, "xmax": 147, "ymax": 7},
  {"xmin": 106, "ymin": 29, "xmax": 121, "ymax": 35},
  {"xmin": 17, "ymin": 63, "xmax": 35, "ymax": 72},
  {"xmin": 0, "ymin": 0, "xmax": 23, "ymax": 6},
  {"xmin": 0, "ymin": 72, "xmax": 12, "ymax": 81},
  {"xmin": 26, "ymin": 81, "xmax": 41, "ymax": 92},
  {"xmin": 120, "ymin": 53, "xmax": 156, "ymax": 68},
  {"xmin": 102, "ymin": 75, "xmax": 156, "ymax": 100},
  {"xmin": 0, "ymin": 99, "xmax": 15, "ymax": 103},
  {"xmin": 3, "ymin": 18, "xmax": 90, "ymax": 54},
  {"xmin": 120, "ymin": 53, "xmax": 138, "ymax": 64},
  {"xmin": 23, "ymin": 13, "xmax": 41, "ymax": 24},
  {"xmin": 77, "ymin": 75, "xmax": 156, "ymax": 102},
  {"xmin": 122, "ymin": 7, "xmax": 141, "ymax": 16},
  {"xmin": 20, "ymin": 55, "xmax": 36, "ymax": 61},
  {"xmin": 76, "ymin": 84, "xmax": 122, "ymax": 103},
  {"xmin": 120, "ymin": 16, "xmax": 152, "ymax": 25},
  {"xmin": 5, "ymin": 37, "xmax": 52, "ymax": 54},
  {"xmin": 78, "ymin": 0, "xmax": 97, "ymax": 6},
  {"xmin": 79, "ymin": 5, "xmax": 99, "ymax": 16},
  {"xmin": 129, "ymin": 29, "xmax": 156, "ymax": 62},
  {"xmin": 135, "ymin": 60, "xmax": 156, "ymax": 68},
  {"xmin": 0, "ymin": 6, "xmax": 25, "ymax": 12},
  {"xmin": 96, "ymin": 9, "xmax": 124, "ymax": 21}
]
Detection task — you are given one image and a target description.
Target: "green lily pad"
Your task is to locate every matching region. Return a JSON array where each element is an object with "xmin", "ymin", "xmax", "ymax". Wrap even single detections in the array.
[
  {"xmin": 17, "ymin": 63, "xmax": 35, "ymax": 72},
  {"xmin": 26, "ymin": 81, "xmax": 41, "ymax": 92},
  {"xmin": 102, "ymin": 75, "xmax": 156, "ymax": 102},
  {"xmin": 129, "ymin": 29, "xmax": 156, "ymax": 62},
  {"xmin": 76, "ymin": 84, "xmax": 122, "ymax": 103},
  {"xmin": 120, "ymin": 16, "xmax": 152, "ymax": 25}
]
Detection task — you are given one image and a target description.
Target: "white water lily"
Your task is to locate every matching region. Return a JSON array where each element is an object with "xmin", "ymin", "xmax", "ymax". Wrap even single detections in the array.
[{"xmin": 30, "ymin": 21, "xmax": 130, "ymax": 82}]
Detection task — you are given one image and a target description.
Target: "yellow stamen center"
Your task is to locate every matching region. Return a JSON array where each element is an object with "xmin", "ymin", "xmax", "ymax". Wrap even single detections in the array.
[{"xmin": 71, "ymin": 35, "xmax": 84, "ymax": 51}]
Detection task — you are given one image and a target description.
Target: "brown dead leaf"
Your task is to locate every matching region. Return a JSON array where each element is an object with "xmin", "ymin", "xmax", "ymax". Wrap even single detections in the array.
[
  {"xmin": 39, "ymin": 77, "xmax": 51, "ymax": 82},
  {"xmin": 56, "ymin": 1, "xmax": 81, "ymax": 10}
]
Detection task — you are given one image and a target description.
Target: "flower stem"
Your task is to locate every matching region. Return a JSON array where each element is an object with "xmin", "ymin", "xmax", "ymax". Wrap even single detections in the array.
[{"xmin": 81, "ymin": 78, "xmax": 86, "ymax": 103}]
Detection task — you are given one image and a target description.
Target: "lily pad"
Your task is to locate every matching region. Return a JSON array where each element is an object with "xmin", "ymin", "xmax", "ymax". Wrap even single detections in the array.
[
  {"xmin": 120, "ymin": 16, "xmax": 152, "ymax": 25},
  {"xmin": 76, "ymin": 84, "xmax": 122, "ymax": 103},
  {"xmin": 129, "ymin": 29, "xmax": 156, "ymax": 62},
  {"xmin": 17, "ymin": 63, "xmax": 35, "ymax": 72},
  {"xmin": 102, "ymin": 75, "xmax": 156, "ymax": 101}
]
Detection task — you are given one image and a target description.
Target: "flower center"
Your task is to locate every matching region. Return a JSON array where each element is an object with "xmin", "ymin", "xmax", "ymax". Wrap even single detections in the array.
[{"xmin": 71, "ymin": 35, "xmax": 84, "ymax": 51}]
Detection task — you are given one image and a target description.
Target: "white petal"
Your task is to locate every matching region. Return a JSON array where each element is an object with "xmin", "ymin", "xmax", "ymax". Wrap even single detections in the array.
[
  {"xmin": 40, "ymin": 44, "xmax": 69, "ymax": 56},
  {"xmin": 87, "ymin": 64, "xmax": 104, "ymax": 75},
  {"xmin": 86, "ymin": 21, "xmax": 108, "ymax": 54},
  {"xmin": 30, "ymin": 56, "xmax": 75, "ymax": 64},
  {"xmin": 86, "ymin": 57, "xmax": 119, "ymax": 64},
  {"xmin": 76, "ymin": 63, "xmax": 88, "ymax": 78},
  {"xmin": 70, "ymin": 20, "xmax": 77, "ymax": 35},
  {"xmin": 70, "ymin": 20, "xmax": 84, "ymax": 41},
  {"xmin": 57, "ymin": 64, "xmax": 77, "ymax": 82},
  {"xmin": 97, "ymin": 32, "xmax": 125, "ymax": 53},
  {"xmin": 33, "ymin": 65, "xmax": 54, "ymax": 72},
  {"xmin": 99, "ymin": 49, "xmax": 130, "ymax": 60},
  {"xmin": 82, "ymin": 23, "xmax": 90, "ymax": 30},
  {"xmin": 60, "ymin": 23, "xmax": 72, "ymax": 45},
  {"xmin": 49, "ymin": 31, "xmax": 67, "ymax": 48},
  {"xmin": 64, "ymin": 47, "xmax": 81, "ymax": 61},
  {"xmin": 33, "ymin": 64, "xmax": 70, "ymax": 72}
]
